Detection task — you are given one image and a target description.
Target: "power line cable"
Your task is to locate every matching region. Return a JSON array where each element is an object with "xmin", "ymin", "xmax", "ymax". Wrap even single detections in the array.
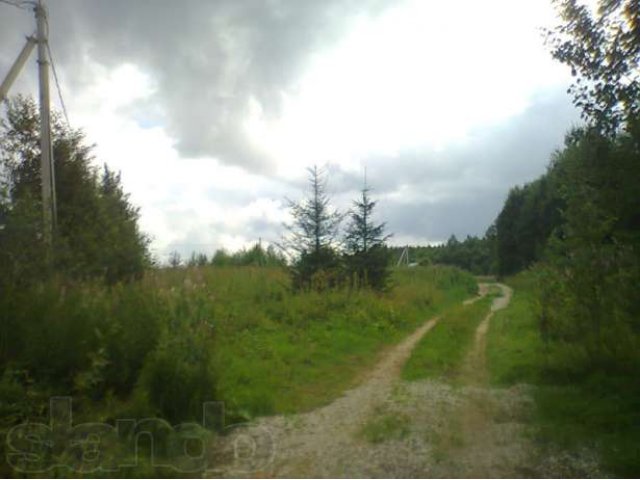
[
  {"xmin": 0, "ymin": 0, "xmax": 32, "ymax": 11},
  {"xmin": 41, "ymin": 6, "xmax": 70, "ymax": 126},
  {"xmin": 46, "ymin": 41, "xmax": 70, "ymax": 126}
]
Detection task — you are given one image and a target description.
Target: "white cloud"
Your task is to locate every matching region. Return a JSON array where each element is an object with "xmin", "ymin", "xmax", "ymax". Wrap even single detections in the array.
[
  {"xmin": 245, "ymin": 0, "xmax": 572, "ymax": 177},
  {"xmin": 63, "ymin": 61, "xmax": 292, "ymax": 260},
  {"xmin": 1, "ymin": 0, "xmax": 580, "ymax": 259}
]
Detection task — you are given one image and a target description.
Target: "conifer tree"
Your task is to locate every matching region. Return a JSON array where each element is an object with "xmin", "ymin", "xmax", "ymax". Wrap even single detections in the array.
[
  {"xmin": 0, "ymin": 95, "xmax": 150, "ymax": 285},
  {"xmin": 283, "ymin": 165, "xmax": 342, "ymax": 290},
  {"xmin": 344, "ymin": 182, "xmax": 392, "ymax": 291}
]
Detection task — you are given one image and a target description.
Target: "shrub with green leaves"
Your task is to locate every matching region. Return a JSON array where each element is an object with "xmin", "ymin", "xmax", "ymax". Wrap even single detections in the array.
[{"xmin": 138, "ymin": 332, "xmax": 216, "ymax": 424}]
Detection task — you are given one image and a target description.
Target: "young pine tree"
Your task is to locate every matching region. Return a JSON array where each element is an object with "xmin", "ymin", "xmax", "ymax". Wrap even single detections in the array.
[
  {"xmin": 283, "ymin": 166, "xmax": 343, "ymax": 290},
  {"xmin": 344, "ymin": 183, "xmax": 392, "ymax": 291}
]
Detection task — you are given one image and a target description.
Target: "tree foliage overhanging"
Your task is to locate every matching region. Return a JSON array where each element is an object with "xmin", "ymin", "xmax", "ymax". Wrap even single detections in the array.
[{"xmin": 545, "ymin": 0, "xmax": 640, "ymax": 136}]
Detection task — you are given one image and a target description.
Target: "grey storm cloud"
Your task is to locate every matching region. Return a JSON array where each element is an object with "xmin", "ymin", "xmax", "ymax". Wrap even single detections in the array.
[
  {"xmin": 326, "ymin": 87, "xmax": 580, "ymax": 243},
  {"xmin": 346, "ymin": 89, "xmax": 579, "ymax": 197},
  {"xmin": 1, "ymin": 1, "xmax": 582, "ymax": 251},
  {"xmin": 0, "ymin": 0, "xmax": 395, "ymax": 171},
  {"xmin": 175, "ymin": 87, "xmax": 580, "ymax": 248}
]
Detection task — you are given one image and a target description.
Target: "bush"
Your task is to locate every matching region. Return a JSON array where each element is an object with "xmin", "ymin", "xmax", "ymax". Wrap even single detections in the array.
[
  {"xmin": 138, "ymin": 326, "xmax": 216, "ymax": 424},
  {"xmin": 344, "ymin": 245, "xmax": 392, "ymax": 291},
  {"xmin": 0, "ymin": 280, "xmax": 166, "ymax": 401},
  {"xmin": 101, "ymin": 285, "xmax": 164, "ymax": 395},
  {"xmin": 290, "ymin": 247, "xmax": 343, "ymax": 291}
]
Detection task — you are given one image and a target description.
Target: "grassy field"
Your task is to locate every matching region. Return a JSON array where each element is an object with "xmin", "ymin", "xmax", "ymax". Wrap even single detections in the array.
[
  {"xmin": 199, "ymin": 265, "xmax": 476, "ymax": 420},
  {"xmin": 0, "ymin": 264, "xmax": 476, "ymax": 477},
  {"xmin": 487, "ymin": 273, "xmax": 640, "ymax": 478},
  {"xmin": 402, "ymin": 297, "xmax": 492, "ymax": 382}
]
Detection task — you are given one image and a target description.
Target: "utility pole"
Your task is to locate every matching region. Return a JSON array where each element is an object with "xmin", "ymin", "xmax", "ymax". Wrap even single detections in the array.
[
  {"xmin": 397, "ymin": 245, "xmax": 409, "ymax": 267},
  {"xmin": 1, "ymin": 0, "xmax": 57, "ymax": 258},
  {"xmin": 35, "ymin": 0, "xmax": 56, "ymax": 255}
]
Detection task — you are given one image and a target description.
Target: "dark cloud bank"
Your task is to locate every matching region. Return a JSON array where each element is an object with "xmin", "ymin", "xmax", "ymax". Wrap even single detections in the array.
[
  {"xmin": 0, "ymin": 0, "xmax": 580, "ymax": 247},
  {"xmin": 328, "ymin": 87, "xmax": 579, "ymax": 243},
  {"xmin": 10, "ymin": 0, "xmax": 394, "ymax": 171}
]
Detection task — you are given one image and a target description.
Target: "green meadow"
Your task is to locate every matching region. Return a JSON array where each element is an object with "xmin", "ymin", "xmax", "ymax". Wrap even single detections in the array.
[{"xmin": 0, "ymin": 265, "xmax": 475, "ymax": 476}]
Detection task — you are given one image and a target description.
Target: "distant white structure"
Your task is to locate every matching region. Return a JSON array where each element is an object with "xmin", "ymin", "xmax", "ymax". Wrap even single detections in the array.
[{"xmin": 396, "ymin": 246, "xmax": 419, "ymax": 267}]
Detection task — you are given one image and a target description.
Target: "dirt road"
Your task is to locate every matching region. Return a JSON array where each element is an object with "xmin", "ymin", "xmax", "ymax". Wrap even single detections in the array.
[{"xmin": 208, "ymin": 284, "xmax": 602, "ymax": 478}]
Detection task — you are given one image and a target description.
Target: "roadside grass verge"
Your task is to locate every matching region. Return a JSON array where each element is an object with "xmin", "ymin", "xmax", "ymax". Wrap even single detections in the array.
[
  {"xmin": 534, "ymin": 377, "xmax": 640, "ymax": 478},
  {"xmin": 486, "ymin": 272, "xmax": 640, "ymax": 477},
  {"xmin": 402, "ymin": 297, "xmax": 492, "ymax": 382}
]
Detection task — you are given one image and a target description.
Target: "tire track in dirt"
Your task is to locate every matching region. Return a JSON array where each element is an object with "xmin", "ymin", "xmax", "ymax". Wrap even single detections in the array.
[
  {"xmin": 426, "ymin": 284, "xmax": 603, "ymax": 479},
  {"xmin": 207, "ymin": 285, "xmax": 495, "ymax": 478},
  {"xmin": 460, "ymin": 283, "xmax": 512, "ymax": 385},
  {"xmin": 208, "ymin": 313, "xmax": 445, "ymax": 478},
  {"xmin": 207, "ymin": 284, "xmax": 604, "ymax": 478},
  {"xmin": 429, "ymin": 283, "xmax": 527, "ymax": 478}
]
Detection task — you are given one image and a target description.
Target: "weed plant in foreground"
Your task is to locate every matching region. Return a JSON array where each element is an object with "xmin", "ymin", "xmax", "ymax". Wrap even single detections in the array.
[{"xmin": 359, "ymin": 409, "xmax": 411, "ymax": 444}]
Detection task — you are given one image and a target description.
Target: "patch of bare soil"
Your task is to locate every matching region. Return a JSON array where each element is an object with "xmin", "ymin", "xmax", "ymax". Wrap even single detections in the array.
[{"xmin": 207, "ymin": 285, "xmax": 604, "ymax": 478}]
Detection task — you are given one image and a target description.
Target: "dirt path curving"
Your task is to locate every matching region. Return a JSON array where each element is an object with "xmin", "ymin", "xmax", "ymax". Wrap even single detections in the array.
[
  {"xmin": 208, "ymin": 313, "xmax": 444, "ymax": 477},
  {"xmin": 431, "ymin": 283, "xmax": 528, "ymax": 478},
  {"xmin": 462, "ymin": 282, "xmax": 491, "ymax": 305},
  {"xmin": 207, "ymin": 283, "xmax": 602, "ymax": 478},
  {"xmin": 459, "ymin": 283, "xmax": 512, "ymax": 385},
  {"xmin": 414, "ymin": 283, "xmax": 602, "ymax": 478}
]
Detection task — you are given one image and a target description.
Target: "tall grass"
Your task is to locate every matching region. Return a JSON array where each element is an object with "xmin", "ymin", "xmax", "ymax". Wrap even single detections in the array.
[{"xmin": 0, "ymin": 264, "xmax": 475, "ymax": 477}]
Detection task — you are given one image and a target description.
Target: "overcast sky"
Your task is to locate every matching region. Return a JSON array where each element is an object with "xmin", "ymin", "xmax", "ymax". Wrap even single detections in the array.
[{"xmin": 0, "ymin": 0, "xmax": 580, "ymax": 262}]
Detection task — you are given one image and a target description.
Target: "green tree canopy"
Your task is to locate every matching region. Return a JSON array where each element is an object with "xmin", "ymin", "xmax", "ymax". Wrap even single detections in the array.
[
  {"xmin": 0, "ymin": 95, "xmax": 150, "ymax": 285},
  {"xmin": 546, "ymin": 0, "xmax": 640, "ymax": 135}
]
